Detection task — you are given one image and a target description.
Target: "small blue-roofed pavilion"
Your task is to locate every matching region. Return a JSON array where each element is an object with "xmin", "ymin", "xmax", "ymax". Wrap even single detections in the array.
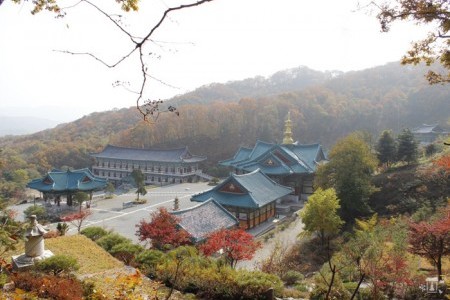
[{"xmin": 27, "ymin": 168, "xmax": 108, "ymax": 206}]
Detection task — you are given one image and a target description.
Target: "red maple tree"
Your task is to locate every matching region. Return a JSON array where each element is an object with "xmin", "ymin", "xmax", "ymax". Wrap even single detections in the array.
[
  {"xmin": 200, "ymin": 228, "xmax": 261, "ymax": 268},
  {"xmin": 61, "ymin": 209, "xmax": 93, "ymax": 233},
  {"xmin": 435, "ymin": 154, "xmax": 450, "ymax": 174},
  {"xmin": 409, "ymin": 206, "xmax": 450, "ymax": 280},
  {"xmin": 136, "ymin": 207, "xmax": 191, "ymax": 250}
]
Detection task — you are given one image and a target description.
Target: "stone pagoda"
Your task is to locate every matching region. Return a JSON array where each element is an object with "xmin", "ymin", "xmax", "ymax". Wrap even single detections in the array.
[{"xmin": 12, "ymin": 215, "xmax": 54, "ymax": 270}]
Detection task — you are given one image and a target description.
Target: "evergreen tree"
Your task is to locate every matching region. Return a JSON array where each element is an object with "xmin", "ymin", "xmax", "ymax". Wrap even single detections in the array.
[
  {"xmin": 376, "ymin": 130, "xmax": 397, "ymax": 167},
  {"xmin": 131, "ymin": 169, "xmax": 147, "ymax": 201},
  {"xmin": 397, "ymin": 128, "xmax": 418, "ymax": 164}
]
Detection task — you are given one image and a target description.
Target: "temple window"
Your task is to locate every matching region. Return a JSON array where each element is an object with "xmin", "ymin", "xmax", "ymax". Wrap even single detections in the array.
[{"xmin": 238, "ymin": 213, "xmax": 247, "ymax": 220}]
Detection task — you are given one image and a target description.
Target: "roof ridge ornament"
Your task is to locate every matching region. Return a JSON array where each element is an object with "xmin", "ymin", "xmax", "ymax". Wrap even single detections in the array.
[{"xmin": 282, "ymin": 111, "xmax": 294, "ymax": 145}]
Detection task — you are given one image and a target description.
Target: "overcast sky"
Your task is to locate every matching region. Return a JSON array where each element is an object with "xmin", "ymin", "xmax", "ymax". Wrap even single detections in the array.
[{"xmin": 0, "ymin": 0, "xmax": 430, "ymax": 122}]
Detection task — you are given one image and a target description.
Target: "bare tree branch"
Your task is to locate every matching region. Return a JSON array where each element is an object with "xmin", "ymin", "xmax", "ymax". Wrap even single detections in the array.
[
  {"xmin": 54, "ymin": 48, "xmax": 137, "ymax": 68},
  {"xmin": 54, "ymin": 0, "xmax": 214, "ymax": 121}
]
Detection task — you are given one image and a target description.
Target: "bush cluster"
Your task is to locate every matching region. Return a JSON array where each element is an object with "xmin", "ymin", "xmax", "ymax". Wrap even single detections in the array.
[
  {"xmin": 35, "ymin": 254, "xmax": 79, "ymax": 276},
  {"xmin": 82, "ymin": 227, "xmax": 286, "ymax": 299},
  {"xmin": 13, "ymin": 271, "xmax": 84, "ymax": 300},
  {"xmin": 154, "ymin": 246, "xmax": 284, "ymax": 299}
]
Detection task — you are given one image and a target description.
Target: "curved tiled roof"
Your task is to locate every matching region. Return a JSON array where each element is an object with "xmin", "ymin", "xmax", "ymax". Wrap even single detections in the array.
[
  {"xmin": 219, "ymin": 140, "xmax": 326, "ymax": 175},
  {"xmin": 27, "ymin": 168, "xmax": 108, "ymax": 193},
  {"xmin": 191, "ymin": 169, "xmax": 293, "ymax": 208},
  {"xmin": 91, "ymin": 145, "xmax": 206, "ymax": 163},
  {"xmin": 172, "ymin": 199, "xmax": 238, "ymax": 243}
]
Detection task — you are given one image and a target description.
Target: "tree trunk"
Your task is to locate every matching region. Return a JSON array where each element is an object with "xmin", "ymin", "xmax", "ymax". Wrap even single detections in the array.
[
  {"xmin": 437, "ymin": 254, "xmax": 442, "ymax": 281},
  {"xmin": 350, "ymin": 273, "xmax": 365, "ymax": 300},
  {"xmin": 325, "ymin": 264, "xmax": 336, "ymax": 300}
]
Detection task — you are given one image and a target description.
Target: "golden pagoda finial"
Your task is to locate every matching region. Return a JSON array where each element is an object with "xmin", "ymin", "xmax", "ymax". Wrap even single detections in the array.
[{"xmin": 283, "ymin": 111, "xmax": 294, "ymax": 145}]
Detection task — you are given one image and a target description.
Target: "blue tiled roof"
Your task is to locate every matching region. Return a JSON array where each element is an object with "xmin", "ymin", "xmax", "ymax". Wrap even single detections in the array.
[
  {"xmin": 191, "ymin": 169, "xmax": 293, "ymax": 208},
  {"xmin": 219, "ymin": 141, "xmax": 326, "ymax": 175},
  {"xmin": 91, "ymin": 145, "xmax": 206, "ymax": 163},
  {"xmin": 220, "ymin": 147, "xmax": 252, "ymax": 166},
  {"xmin": 172, "ymin": 199, "xmax": 238, "ymax": 243},
  {"xmin": 27, "ymin": 168, "xmax": 108, "ymax": 193}
]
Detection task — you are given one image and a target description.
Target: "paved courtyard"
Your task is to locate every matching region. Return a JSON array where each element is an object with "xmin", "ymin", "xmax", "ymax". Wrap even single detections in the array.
[{"xmin": 13, "ymin": 182, "xmax": 212, "ymax": 243}]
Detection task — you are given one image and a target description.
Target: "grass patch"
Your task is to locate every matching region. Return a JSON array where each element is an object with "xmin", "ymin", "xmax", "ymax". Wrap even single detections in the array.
[
  {"xmin": 3, "ymin": 235, "xmax": 124, "ymax": 275},
  {"xmin": 45, "ymin": 235, "xmax": 124, "ymax": 275}
]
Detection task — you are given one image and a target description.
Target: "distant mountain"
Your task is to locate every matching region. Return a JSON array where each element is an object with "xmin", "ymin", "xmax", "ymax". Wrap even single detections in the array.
[
  {"xmin": 1, "ymin": 62, "xmax": 449, "ymax": 176},
  {"xmin": 169, "ymin": 66, "xmax": 340, "ymax": 105},
  {"xmin": 0, "ymin": 116, "xmax": 59, "ymax": 136}
]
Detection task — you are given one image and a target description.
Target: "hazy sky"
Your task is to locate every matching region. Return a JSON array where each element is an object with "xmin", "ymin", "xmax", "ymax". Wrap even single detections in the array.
[{"xmin": 0, "ymin": 0, "xmax": 430, "ymax": 121}]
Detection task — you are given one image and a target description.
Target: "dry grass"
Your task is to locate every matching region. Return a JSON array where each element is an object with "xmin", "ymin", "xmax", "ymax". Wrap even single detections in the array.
[
  {"xmin": 4, "ymin": 235, "xmax": 124, "ymax": 275},
  {"xmin": 44, "ymin": 234, "xmax": 124, "ymax": 275},
  {"xmin": 2, "ymin": 235, "xmax": 186, "ymax": 299}
]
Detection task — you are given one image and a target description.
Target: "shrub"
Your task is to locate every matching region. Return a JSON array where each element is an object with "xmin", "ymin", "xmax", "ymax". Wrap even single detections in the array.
[
  {"xmin": 35, "ymin": 254, "xmax": 79, "ymax": 276},
  {"xmin": 96, "ymin": 232, "xmax": 131, "ymax": 252},
  {"xmin": 135, "ymin": 249, "xmax": 165, "ymax": 277},
  {"xmin": 109, "ymin": 242, "xmax": 144, "ymax": 265},
  {"xmin": 235, "ymin": 270, "xmax": 284, "ymax": 299},
  {"xmin": 153, "ymin": 247, "xmax": 283, "ymax": 299},
  {"xmin": 281, "ymin": 270, "xmax": 304, "ymax": 285},
  {"xmin": 56, "ymin": 222, "xmax": 69, "ymax": 236},
  {"xmin": 23, "ymin": 205, "xmax": 47, "ymax": 222},
  {"xmin": 44, "ymin": 230, "xmax": 60, "ymax": 239},
  {"xmin": 0, "ymin": 272, "xmax": 8, "ymax": 288},
  {"xmin": 13, "ymin": 271, "xmax": 84, "ymax": 300},
  {"xmin": 81, "ymin": 226, "xmax": 109, "ymax": 241},
  {"xmin": 133, "ymin": 199, "xmax": 147, "ymax": 204}
]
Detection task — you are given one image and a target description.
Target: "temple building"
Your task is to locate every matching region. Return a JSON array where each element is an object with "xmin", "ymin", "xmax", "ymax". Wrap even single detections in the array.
[
  {"xmin": 27, "ymin": 168, "xmax": 108, "ymax": 206},
  {"xmin": 171, "ymin": 199, "xmax": 239, "ymax": 243},
  {"xmin": 90, "ymin": 145, "xmax": 207, "ymax": 186},
  {"xmin": 219, "ymin": 112, "xmax": 327, "ymax": 201},
  {"xmin": 191, "ymin": 169, "xmax": 293, "ymax": 229},
  {"xmin": 412, "ymin": 123, "xmax": 448, "ymax": 145}
]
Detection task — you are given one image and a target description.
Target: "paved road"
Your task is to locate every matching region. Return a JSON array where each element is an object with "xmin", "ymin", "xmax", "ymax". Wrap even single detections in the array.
[{"xmin": 12, "ymin": 182, "xmax": 212, "ymax": 243}]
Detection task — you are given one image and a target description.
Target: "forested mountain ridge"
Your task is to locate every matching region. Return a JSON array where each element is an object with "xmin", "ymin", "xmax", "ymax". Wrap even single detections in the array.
[
  {"xmin": 169, "ymin": 66, "xmax": 338, "ymax": 105},
  {"xmin": 0, "ymin": 62, "xmax": 449, "ymax": 184}
]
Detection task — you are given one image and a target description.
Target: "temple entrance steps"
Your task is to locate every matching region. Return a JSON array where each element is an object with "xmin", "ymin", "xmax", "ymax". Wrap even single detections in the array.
[
  {"xmin": 195, "ymin": 170, "xmax": 213, "ymax": 181},
  {"xmin": 276, "ymin": 195, "xmax": 304, "ymax": 215}
]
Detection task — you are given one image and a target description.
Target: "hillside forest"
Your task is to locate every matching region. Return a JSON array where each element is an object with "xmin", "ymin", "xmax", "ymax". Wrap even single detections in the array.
[
  {"xmin": 0, "ymin": 62, "xmax": 449, "ymax": 200},
  {"xmin": 0, "ymin": 61, "xmax": 449, "ymax": 299}
]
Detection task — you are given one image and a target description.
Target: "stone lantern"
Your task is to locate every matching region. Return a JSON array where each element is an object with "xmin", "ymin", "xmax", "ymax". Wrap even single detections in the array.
[{"xmin": 12, "ymin": 215, "xmax": 54, "ymax": 270}]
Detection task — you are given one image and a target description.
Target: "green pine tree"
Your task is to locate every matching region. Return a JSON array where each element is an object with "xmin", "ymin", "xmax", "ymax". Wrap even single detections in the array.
[
  {"xmin": 397, "ymin": 128, "xmax": 418, "ymax": 164},
  {"xmin": 131, "ymin": 169, "xmax": 147, "ymax": 201},
  {"xmin": 376, "ymin": 130, "xmax": 397, "ymax": 167}
]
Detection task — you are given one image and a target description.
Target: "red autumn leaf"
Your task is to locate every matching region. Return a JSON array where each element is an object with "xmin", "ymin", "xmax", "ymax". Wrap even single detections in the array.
[
  {"xmin": 200, "ymin": 228, "xmax": 261, "ymax": 268},
  {"xmin": 136, "ymin": 207, "xmax": 190, "ymax": 250}
]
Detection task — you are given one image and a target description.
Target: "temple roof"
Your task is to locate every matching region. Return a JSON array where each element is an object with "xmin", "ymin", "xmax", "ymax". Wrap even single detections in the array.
[
  {"xmin": 191, "ymin": 169, "xmax": 293, "ymax": 208},
  {"xmin": 172, "ymin": 199, "xmax": 238, "ymax": 243},
  {"xmin": 90, "ymin": 145, "xmax": 206, "ymax": 163},
  {"xmin": 27, "ymin": 168, "xmax": 108, "ymax": 193},
  {"xmin": 412, "ymin": 124, "xmax": 444, "ymax": 134},
  {"xmin": 219, "ymin": 140, "xmax": 326, "ymax": 176}
]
